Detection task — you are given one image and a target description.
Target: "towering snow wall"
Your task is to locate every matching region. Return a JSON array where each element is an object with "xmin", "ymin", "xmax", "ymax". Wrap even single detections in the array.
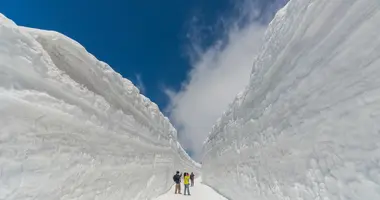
[
  {"xmin": 202, "ymin": 0, "xmax": 380, "ymax": 199},
  {"xmin": 0, "ymin": 14, "xmax": 199, "ymax": 200}
]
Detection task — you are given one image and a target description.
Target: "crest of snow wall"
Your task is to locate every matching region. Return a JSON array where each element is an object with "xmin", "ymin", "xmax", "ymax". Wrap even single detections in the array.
[
  {"xmin": 0, "ymin": 14, "xmax": 199, "ymax": 200},
  {"xmin": 202, "ymin": 0, "xmax": 380, "ymax": 199}
]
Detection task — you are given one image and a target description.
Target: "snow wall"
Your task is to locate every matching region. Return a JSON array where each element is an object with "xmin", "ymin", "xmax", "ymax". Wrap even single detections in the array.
[
  {"xmin": 0, "ymin": 14, "xmax": 199, "ymax": 200},
  {"xmin": 202, "ymin": 0, "xmax": 380, "ymax": 199}
]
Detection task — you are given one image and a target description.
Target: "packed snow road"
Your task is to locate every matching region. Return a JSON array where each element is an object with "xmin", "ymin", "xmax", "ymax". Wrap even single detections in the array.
[{"xmin": 154, "ymin": 177, "xmax": 227, "ymax": 200}]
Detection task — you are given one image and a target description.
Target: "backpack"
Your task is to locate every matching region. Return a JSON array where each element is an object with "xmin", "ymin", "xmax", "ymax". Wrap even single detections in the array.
[{"xmin": 173, "ymin": 175, "xmax": 178, "ymax": 182}]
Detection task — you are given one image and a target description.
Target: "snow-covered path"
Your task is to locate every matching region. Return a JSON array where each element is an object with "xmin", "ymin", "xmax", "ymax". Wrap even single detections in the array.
[{"xmin": 154, "ymin": 178, "xmax": 227, "ymax": 200}]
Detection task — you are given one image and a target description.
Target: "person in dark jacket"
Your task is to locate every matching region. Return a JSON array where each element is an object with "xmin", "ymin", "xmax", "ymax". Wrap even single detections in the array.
[
  {"xmin": 190, "ymin": 172, "xmax": 195, "ymax": 186},
  {"xmin": 173, "ymin": 171, "xmax": 182, "ymax": 194}
]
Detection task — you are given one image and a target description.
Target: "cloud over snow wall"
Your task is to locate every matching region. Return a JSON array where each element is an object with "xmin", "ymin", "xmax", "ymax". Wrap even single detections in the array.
[
  {"xmin": 202, "ymin": 0, "xmax": 380, "ymax": 199},
  {"xmin": 0, "ymin": 14, "xmax": 198, "ymax": 200}
]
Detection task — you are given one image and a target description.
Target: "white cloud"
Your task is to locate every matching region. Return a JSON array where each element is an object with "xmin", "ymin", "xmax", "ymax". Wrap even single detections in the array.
[
  {"xmin": 165, "ymin": 1, "xmax": 274, "ymax": 160},
  {"xmin": 135, "ymin": 74, "xmax": 146, "ymax": 94}
]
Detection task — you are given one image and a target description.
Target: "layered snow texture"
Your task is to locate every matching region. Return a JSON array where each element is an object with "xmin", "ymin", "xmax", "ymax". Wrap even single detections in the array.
[
  {"xmin": 0, "ymin": 14, "xmax": 199, "ymax": 200},
  {"xmin": 202, "ymin": 0, "xmax": 380, "ymax": 199}
]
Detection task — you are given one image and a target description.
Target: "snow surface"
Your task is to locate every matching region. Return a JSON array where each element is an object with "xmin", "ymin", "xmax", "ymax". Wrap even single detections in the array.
[
  {"xmin": 154, "ymin": 177, "xmax": 227, "ymax": 200},
  {"xmin": 0, "ymin": 14, "xmax": 199, "ymax": 200},
  {"xmin": 202, "ymin": 0, "xmax": 380, "ymax": 199}
]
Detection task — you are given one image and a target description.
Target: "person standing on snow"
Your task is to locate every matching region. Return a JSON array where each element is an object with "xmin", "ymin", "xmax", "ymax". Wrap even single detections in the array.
[
  {"xmin": 173, "ymin": 171, "xmax": 182, "ymax": 194},
  {"xmin": 183, "ymin": 172, "xmax": 191, "ymax": 195},
  {"xmin": 190, "ymin": 172, "xmax": 195, "ymax": 186}
]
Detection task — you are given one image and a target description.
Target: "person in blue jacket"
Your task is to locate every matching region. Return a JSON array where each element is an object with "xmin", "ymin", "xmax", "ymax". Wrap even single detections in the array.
[{"xmin": 173, "ymin": 171, "xmax": 182, "ymax": 194}]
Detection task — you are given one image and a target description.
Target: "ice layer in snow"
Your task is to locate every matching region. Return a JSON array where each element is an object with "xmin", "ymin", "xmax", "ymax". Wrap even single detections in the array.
[
  {"xmin": 0, "ymin": 14, "xmax": 199, "ymax": 200},
  {"xmin": 202, "ymin": 0, "xmax": 380, "ymax": 199}
]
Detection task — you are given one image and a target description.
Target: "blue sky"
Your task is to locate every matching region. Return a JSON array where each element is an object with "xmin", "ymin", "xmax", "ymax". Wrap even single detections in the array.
[
  {"xmin": 1, "ymin": 0, "xmax": 234, "ymax": 108},
  {"xmin": 1, "ymin": 0, "xmax": 287, "ymax": 158}
]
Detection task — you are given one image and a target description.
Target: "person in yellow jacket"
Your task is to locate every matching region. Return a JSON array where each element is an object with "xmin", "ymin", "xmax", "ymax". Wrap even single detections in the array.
[{"xmin": 183, "ymin": 172, "xmax": 191, "ymax": 195}]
